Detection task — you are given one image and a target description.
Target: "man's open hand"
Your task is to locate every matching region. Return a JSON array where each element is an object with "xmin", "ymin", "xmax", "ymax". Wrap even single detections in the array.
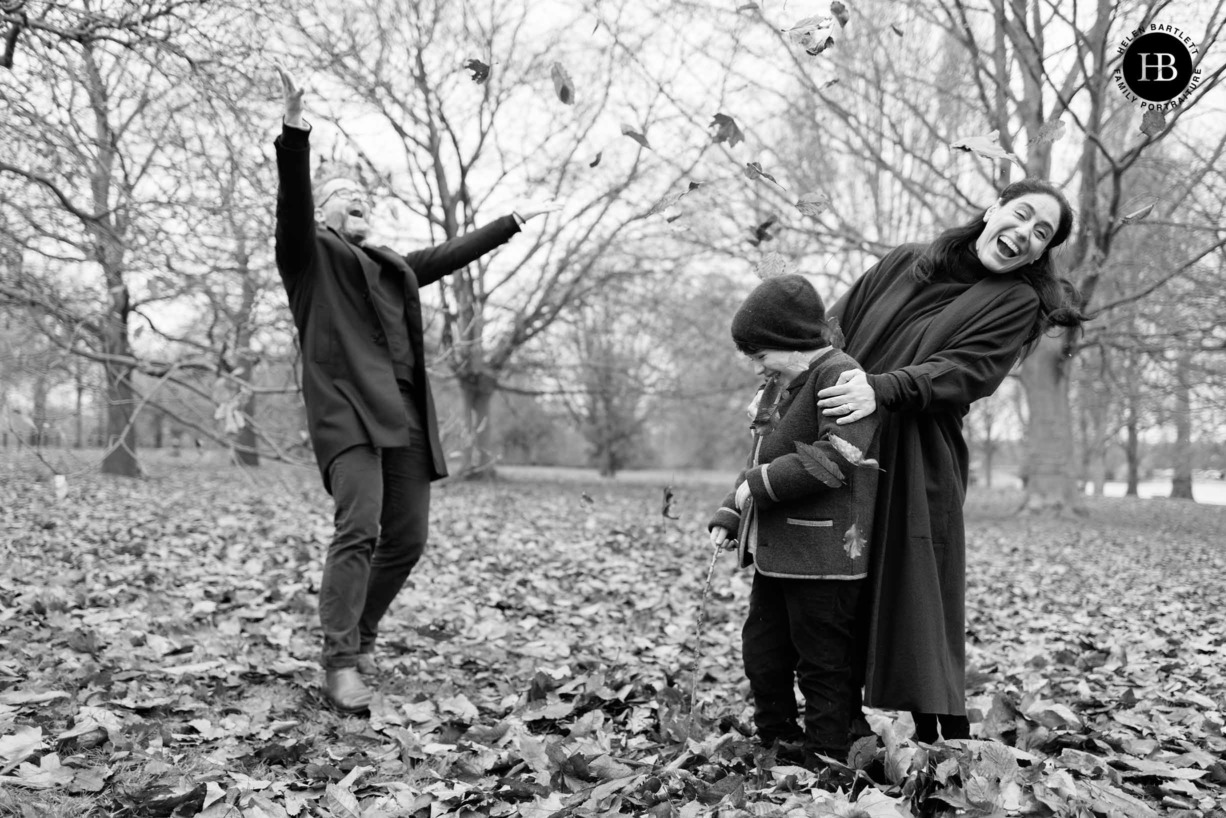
[
  {"xmin": 514, "ymin": 199, "xmax": 563, "ymax": 222},
  {"xmin": 277, "ymin": 65, "xmax": 306, "ymax": 130}
]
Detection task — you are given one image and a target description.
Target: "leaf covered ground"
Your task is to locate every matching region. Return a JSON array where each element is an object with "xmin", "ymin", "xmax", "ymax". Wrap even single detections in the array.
[{"xmin": 1, "ymin": 457, "xmax": 1225, "ymax": 817}]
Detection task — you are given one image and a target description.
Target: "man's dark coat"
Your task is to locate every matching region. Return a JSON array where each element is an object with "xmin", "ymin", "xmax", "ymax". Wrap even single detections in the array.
[{"xmin": 274, "ymin": 125, "xmax": 520, "ymax": 491}]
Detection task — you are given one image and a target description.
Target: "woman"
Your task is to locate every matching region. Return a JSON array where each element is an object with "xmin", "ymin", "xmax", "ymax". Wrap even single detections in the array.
[{"xmin": 814, "ymin": 178, "xmax": 1084, "ymax": 742}]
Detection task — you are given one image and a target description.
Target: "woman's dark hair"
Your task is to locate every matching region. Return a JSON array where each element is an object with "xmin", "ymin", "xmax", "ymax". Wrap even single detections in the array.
[{"xmin": 912, "ymin": 178, "xmax": 1086, "ymax": 359}]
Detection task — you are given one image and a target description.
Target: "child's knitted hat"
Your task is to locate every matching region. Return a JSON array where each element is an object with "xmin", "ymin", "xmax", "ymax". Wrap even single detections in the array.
[{"xmin": 731, "ymin": 274, "xmax": 829, "ymax": 352}]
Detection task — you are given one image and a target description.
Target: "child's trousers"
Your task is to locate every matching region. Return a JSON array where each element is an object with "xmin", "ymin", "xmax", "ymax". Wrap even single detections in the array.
[{"xmin": 742, "ymin": 571, "xmax": 864, "ymax": 759}]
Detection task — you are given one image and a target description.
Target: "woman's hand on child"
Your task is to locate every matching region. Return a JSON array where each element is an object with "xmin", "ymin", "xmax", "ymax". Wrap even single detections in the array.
[{"xmin": 817, "ymin": 368, "xmax": 877, "ymax": 425}]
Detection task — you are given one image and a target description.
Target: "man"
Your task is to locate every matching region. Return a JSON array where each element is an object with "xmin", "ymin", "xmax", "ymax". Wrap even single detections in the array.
[{"xmin": 274, "ymin": 67, "xmax": 559, "ymax": 712}]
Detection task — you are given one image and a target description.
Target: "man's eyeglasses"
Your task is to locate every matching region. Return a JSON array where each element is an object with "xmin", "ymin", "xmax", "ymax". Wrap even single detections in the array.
[{"xmin": 317, "ymin": 186, "xmax": 372, "ymax": 210}]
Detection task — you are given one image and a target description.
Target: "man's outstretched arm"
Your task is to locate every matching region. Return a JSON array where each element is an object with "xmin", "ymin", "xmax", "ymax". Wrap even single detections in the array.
[{"xmin": 404, "ymin": 199, "xmax": 562, "ymax": 287}]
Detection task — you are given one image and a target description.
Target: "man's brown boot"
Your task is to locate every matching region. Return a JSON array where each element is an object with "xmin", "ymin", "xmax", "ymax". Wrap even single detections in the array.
[{"xmin": 324, "ymin": 668, "xmax": 372, "ymax": 713}]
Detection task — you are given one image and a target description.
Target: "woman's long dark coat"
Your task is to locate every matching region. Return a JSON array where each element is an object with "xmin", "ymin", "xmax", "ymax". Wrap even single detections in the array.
[{"xmin": 830, "ymin": 242, "xmax": 1040, "ymax": 714}]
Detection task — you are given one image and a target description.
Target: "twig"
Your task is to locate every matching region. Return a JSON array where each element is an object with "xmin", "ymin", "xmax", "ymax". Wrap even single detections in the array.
[
  {"xmin": 688, "ymin": 539, "xmax": 724, "ymax": 728},
  {"xmin": 5, "ymin": 418, "xmax": 60, "ymax": 476}
]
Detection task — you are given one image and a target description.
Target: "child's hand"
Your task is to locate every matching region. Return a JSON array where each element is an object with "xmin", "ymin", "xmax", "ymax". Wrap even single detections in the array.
[
  {"xmin": 734, "ymin": 481, "xmax": 751, "ymax": 510},
  {"xmin": 710, "ymin": 526, "xmax": 733, "ymax": 549}
]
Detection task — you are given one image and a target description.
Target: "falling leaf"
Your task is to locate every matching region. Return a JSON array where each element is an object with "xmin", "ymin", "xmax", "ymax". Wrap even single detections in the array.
[
  {"xmin": 709, "ymin": 113, "xmax": 745, "ymax": 147},
  {"xmin": 950, "ymin": 130, "xmax": 1022, "ymax": 167},
  {"xmin": 784, "ymin": 16, "xmax": 838, "ymax": 56},
  {"xmin": 463, "ymin": 58, "xmax": 490, "ymax": 84},
  {"xmin": 647, "ymin": 190, "xmax": 685, "ymax": 217},
  {"xmin": 1032, "ymin": 118, "xmax": 1066, "ymax": 146},
  {"xmin": 821, "ymin": 77, "xmax": 841, "ymax": 89},
  {"xmin": 1140, "ymin": 108, "xmax": 1166, "ymax": 137},
  {"xmin": 736, "ymin": 3, "xmax": 760, "ymax": 11},
  {"xmin": 829, "ymin": 434, "xmax": 878, "ymax": 468},
  {"xmin": 830, "ymin": 0, "xmax": 850, "ymax": 27},
  {"xmin": 891, "ymin": 23, "xmax": 903, "ymax": 36},
  {"xmin": 751, "ymin": 372, "xmax": 786, "ymax": 436},
  {"xmin": 795, "ymin": 441, "xmax": 845, "ymax": 487},
  {"xmin": 579, "ymin": 492, "xmax": 595, "ymax": 505},
  {"xmin": 687, "ymin": 180, "xmax": 702, "ymax": 191},
  {"xmin": 621, "ymin": 124, "xmax": 651, "ymax": 150},
  {"xmin": 795, "ymin": 191, "xmax": 831, "ymax": 218},
  {"xmin": 662, "ymin": 485, "xmax": 680, "ymax": 519},
  {"xmin": 743, "ymin": 161, "xmax": 780, "ymax": 186},
  {"xmin": 550, "ymin": 62, "xmax": 575, "ymax": 105},
  {"xmin": 1119, "ymin": 202, "xmax": 1155, "ymax": 224},
  {"xmin": 588, "ymin": 152, "xmax": 601, "ymax": 168},
  {"xmin": 753, "ymin": 251, "xmax": 790, "ymax": 281},
  {"xmin": 747, "ymin": 216, "xmax": 778, "ymax": 246}
]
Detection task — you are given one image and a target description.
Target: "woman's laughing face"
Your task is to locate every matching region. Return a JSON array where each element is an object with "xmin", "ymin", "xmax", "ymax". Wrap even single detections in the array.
[{"xmin": 975, "ymin": 192, "xmax": 1062, "ymax": 274}]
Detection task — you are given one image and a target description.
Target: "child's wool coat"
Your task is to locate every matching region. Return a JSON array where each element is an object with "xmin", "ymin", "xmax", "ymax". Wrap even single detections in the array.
[{"xmin": 709, "ymin": 348, "xmax": 880, "ymax": 579}]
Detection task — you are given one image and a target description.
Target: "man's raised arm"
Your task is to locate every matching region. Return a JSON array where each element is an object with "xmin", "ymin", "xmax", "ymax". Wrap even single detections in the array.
[{"xmin": 274, "ymin": 66, "xmax": 316, "ymax": 282}]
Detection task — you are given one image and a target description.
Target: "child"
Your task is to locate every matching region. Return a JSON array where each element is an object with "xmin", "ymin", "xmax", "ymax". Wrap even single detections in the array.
[{"xmin": 708, "ymin": 274, "xmax": 880, "ymax": 766}]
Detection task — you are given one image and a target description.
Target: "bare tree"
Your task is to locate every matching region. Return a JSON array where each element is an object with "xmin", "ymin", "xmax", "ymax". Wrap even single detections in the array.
[
  {"xmin": 702, "ymin": 0, "xmax": 1226, "ymax": 511},
  {"xmin": 0, "ymin": 1, "xmax": 244, "ymax": 475},
  {"xmin": 280, "ymin": 0, "xmax": 727, "ymax": 474},
  {"xmin": 0, "ymin": 0, "xmax": 300, "ymax": 474}
]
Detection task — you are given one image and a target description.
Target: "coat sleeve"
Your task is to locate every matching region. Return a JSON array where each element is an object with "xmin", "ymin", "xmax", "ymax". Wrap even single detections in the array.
[
  {"xmin": 708, "ymin": 467, "xmax": 749, "ymax": 533},
  {"xmin": 273, "ymin": 124, "xmax": 318, "ymax": 289},
  {"xmin": 828, "ymin": 246, "xmax": 917, "ymax": 328},
  {"xmin": 707, "ymin": 489, "xmax": 741, "ymax": 534},
  {"xmin": 743, "ymin": 367, "xmax": 880, "ymax": 510},
  {"xmin": 866, "ymin": 284, "xmax": 1039, "ymax": 413},
  {"xmin": 402, "ymin": 216, "xmax": 522, "ymax": 288}
]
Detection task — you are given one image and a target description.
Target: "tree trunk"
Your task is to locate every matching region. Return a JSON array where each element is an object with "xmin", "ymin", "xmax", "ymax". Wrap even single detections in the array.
[
  {"xmin": 151, "ymin": 408, "xmax": 165, "ymax": 448},
  {"xmin": 1077, "ymin": 390, "xmax": 1091, "ymax": 494},
  {"xmin": 1124, "ymin": 402, "xmax": 1139, "ymax": 497},
  {"xmin": 101, "ymin": 362, "xmax": 140, "ymax": 477},
  {"xmin": 75, "ymin": 376, "xmax": 85, "ymax": 448},
  {"xmin": 229, "ymin": 227, "xmax": 260, "ymax": 467},
  {"xmin": 31, "ymin": 372, "xmax": 49, "ymax": 448},
  {"xmin": 593, "ymin": 391, "xmax": 622, "ymax": 478},
  {"xmin": 458, "ymin": 371, "xmax": 497, "ymax": 477},
  {"xmin": 1079, "ymin": 370, "xmax": 1110, "ymax": 497},
  {"xmin": 981, "ymin": 400, "xmax": 995, "ymax": 489},
  {"xmin": 983, "ymin": 438, "xmax": 994, "ymax": 489},
  {"xmin": 99, "ymin": 285, "xmax": 139, "ymax": 477},
  {"xmin": 232, "ymin": 351, "xmax": 260, "ymax": 467},
  {"xmin": 1170, "ymin": 354, "xmax": 1194, "ymax": 500},
  {"xmin": 964, "ymin": 410, "xmax": 976, "ymax": 485},
  {"xmin": 234, "ymin": 389, "xmax": 260, "ymax": 467},
  {"xmin": 597, "ymin": 441, "xmax": 617, "ymax": 478},
  {"xmin": 85, "ymin": 47, "xmax": 139, "ymax": 478},
  {"xmin": 1019, "ymin": 335, "xmax": 1081, "ymax": 513},
  {"xmin": 1088, "ymin": 446, "xmax": 1107, "ymax": 496}
]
